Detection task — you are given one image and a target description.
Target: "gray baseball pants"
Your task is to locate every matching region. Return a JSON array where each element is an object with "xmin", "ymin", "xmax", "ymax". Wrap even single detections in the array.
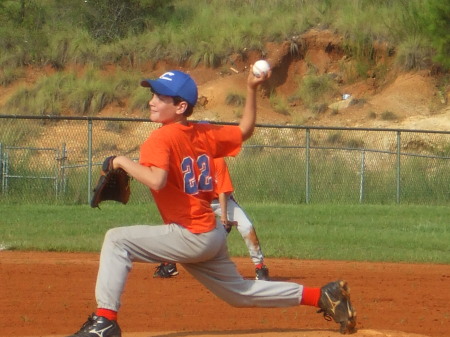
[{"xmin": 95, "ymin": 222, "xmax": 302, "ymax": 311}]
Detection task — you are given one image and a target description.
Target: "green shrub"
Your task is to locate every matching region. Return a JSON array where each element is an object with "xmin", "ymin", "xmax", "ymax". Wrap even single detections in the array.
[
  {"xmin": 424, "ymin": 0, "xmax": 450, "ymax": 70},
  {"xmin": 327, "ymin": 132, "xmax": 343, "ymax": 144},
  {"xmin": 368, "ymin": 111, "xmax": 377, "ymax": 119},
  {"xmin": 298, "ymin": 73, "xmax": 337, "ymax": 108},
  {"xmin": 0, "ymin": 67, "xmax": 25, "ymax": 86},
  {"xmin": 269, "ymin": 93, "xmax": 290, "ymax": 116},
  {"xmin": 225, "ymin": 92, "xmax": 245, "ymax": 107},
  {"xmin": 381, "ymin": 110, "xmax": 398, "ymax": 121},
  {"xmin": 396, "ymin": 37, "xmax": 433, "ymax": 70},
  {"xmin": 130, "ymin": 89, "xmax": 151, "ymax": 113}
]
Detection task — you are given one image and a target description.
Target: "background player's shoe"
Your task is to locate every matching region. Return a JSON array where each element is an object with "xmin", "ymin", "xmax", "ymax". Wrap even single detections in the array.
[
  {"xmin": 153, "ymin": 262, "xmax": 179, "ymax": 278},
  {"xmin": 68, "ymin": 314, "xmax": 121, "ymax": 337},
  {"xmin": 317, "ymin": 280, "xmax": 357, "ymax": 334},
  {"xmin": 255, "ymin": 265, "xmax": 270, "ymax": 280}
]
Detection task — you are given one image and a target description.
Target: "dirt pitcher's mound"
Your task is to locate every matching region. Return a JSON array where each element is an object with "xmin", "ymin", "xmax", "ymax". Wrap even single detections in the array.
[
  {"xmin": 120, "ymin": 330, "xmax": 433, "ymax": 337},
  {"xmin": 1, "ymin": 252, "xmax": 449, "ymax": 337},
  {"xmin": 26, "ymin": 330, "xmax": 433, "ymax": 337}
]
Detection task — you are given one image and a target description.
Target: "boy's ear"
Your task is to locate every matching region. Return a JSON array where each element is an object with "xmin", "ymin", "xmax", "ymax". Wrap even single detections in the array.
[{"xmin": 176, "ymin": 101, "xmax": 188, "ymax": 115}]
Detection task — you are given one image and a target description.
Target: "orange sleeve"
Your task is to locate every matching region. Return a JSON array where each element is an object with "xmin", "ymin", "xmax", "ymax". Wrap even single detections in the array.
[
  {"xmin": 214, "ymin": 158, "xmax": 234, "ymax": 195},
  {"xmin": 139, "ymin": 128, "xmax": 170, "ymax": 170}
]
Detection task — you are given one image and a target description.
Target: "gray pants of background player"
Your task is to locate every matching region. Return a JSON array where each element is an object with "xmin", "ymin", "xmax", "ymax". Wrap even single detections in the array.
[
  {"xmin": 95, "ymin": 222, "xmax": 302, "ymax": 311},
  {"xmin": 211, "ymin": 195, "xmax": 264, "ymax": 265}
]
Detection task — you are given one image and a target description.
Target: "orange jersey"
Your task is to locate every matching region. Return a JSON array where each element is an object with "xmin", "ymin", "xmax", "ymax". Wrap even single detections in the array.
[
  {"xmin": 139, "ymin": 122, "xmax": 242, "ymax": 233},
  {"xmin": 213, "ymin": 157, "xmax": 234, "ymax": 199}
]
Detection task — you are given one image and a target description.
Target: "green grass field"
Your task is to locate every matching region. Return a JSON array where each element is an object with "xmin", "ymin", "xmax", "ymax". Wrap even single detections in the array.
[{"xmin": 1, "ymin": 203, "xmax": 449, "ymax": 264}]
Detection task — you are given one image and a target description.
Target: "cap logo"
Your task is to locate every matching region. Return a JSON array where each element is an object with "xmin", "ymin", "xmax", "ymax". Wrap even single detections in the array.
[{"xmin": 159, "ymin": 72, "xmax": 175, "ymax": 81}]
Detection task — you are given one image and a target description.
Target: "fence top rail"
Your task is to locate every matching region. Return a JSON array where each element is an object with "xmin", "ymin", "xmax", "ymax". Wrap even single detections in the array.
[
  {"xmin": 3, "ymin": 146, "xmax": 57, "ymax": 151},
  {"xmin": 1, "ymin": 114, "xmax": 450, "ymax": 135}
]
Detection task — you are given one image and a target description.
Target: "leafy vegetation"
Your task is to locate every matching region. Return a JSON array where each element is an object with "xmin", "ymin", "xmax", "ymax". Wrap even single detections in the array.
[
  {"xmin": 4, "ymin": 67, "xmax": 142, "ymax": 116},
  {"xmin": 0, "ymin": 0, "xmax": 447, "ymax": 69},
  {"xmin": 0, "ymin": 0, "xmax": 448, "ymax": 116},
  {"xmin": 425, "ymin": 0, "xmax": 450, "ymax": 69},
  {"xmin": 297, "ymin": 73, "xmax": 338, "ymax": 109},
  {"xmin": 269, "ymin": 93, "xmax": 290, "ymax": 116}
]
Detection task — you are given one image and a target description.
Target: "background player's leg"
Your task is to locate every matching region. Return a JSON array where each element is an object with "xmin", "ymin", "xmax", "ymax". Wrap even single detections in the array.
[{"xmin": 227, "ymin": 198, "xmax": 265, "ymax": 265}]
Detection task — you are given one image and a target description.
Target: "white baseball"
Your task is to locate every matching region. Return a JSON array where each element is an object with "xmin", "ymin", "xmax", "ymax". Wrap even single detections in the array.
[{"xmin": 252, "ymin": 60, "xmax": 270, "ymax": 77}]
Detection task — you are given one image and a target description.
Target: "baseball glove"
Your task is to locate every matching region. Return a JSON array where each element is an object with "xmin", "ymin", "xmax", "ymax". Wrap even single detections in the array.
[
  {"xmin": 317, "ymin": 280, "xmax": 357, "ymax": 334},
  {"xmin": 91, "ymin": 156, "xmax": 131, "ymax": 208}
]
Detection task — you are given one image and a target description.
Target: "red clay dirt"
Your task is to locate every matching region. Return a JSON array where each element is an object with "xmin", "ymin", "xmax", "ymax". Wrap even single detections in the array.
[{"xmin": 1, "ymin": 251, "xmax": 449, "ymax": 337}]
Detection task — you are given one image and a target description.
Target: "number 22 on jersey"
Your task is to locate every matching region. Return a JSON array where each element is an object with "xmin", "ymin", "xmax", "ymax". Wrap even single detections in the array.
[{"xmin": 181, "ymin": 154, "xmax": 213, "ymax": 194}]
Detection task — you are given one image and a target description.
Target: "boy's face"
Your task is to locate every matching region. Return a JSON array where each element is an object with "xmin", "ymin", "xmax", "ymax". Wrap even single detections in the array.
[{"xmin": 149, "ymin": 92, "xmax": 187, "ymax": 124}]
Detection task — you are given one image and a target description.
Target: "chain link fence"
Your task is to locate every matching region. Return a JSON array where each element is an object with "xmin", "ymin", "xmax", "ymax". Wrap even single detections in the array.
[{"xmin": 1, "ymin": 115, "xmax": 450, "ymax": 205}]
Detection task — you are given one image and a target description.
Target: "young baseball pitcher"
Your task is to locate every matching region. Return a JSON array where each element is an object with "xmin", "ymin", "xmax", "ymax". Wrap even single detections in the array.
[
  {"xmin": 154, "ymin": 156, "xmax": 270, "ymax": 280},
  {"xmin": 67, "ymin": 69, "xmax": 356, "ymax": 337}
]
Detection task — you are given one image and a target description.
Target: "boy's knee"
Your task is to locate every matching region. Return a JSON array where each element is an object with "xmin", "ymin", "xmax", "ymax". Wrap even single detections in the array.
[{"xmin": 103, "ymin": 227, "xmax": 125, "ymax": 244}]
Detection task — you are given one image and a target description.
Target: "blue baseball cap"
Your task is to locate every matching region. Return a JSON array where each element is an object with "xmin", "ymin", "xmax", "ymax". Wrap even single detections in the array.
[{"xmin": 141, "ymin": 70, "xmax": 198, "ymax": 106}]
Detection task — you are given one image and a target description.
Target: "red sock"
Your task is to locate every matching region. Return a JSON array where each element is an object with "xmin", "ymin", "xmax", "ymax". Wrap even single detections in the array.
[
  {"xmin": 96, "ymin": 308, "xmax": 118, "ymax": 321},
  {"xmin": 300, "ymin": 287, "xmax": 321, "ymax": 307}
]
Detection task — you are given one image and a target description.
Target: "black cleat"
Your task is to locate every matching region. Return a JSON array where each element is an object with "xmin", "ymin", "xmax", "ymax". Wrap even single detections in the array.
[
  {"xmin": 255, "ymin": 265, "xmax": 270, "ymax": 280},
  {"xmin": 153, "ymin": 262, "xmax": 179, "ymax": 278},
  {"xmin": 68, "ymin": 314, "xmax": 121, "ymax": 337}
]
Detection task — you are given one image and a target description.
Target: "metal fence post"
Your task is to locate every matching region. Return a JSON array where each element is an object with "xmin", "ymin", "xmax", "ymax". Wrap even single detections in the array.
[
  {"xmin": 3, "ymin": 151, "xmax": 8, "ymax": 193},
  {"xmin": 58, "ymin": 143, "xmax": 67, "ymax": 196},
  {"xmin": 305, "ymin": 128, "xmax": 310, "ymax": 204},
  {"xmin": 87, "ymin": 119, "xmax": 93, "ymax": 204},
  {"xmin": 0, "ymin": 143, "xmax": 3, "ymax": 194},
  {"xmin": 396, "ymin": 131, "xmax": 401, "ymax": 204},
  {"xmin": 359, "ymin": 150, "xmax": 365, "ymax": 203},
  {"xmin": 53, "ymin": 147, "xmax": 58, "ymax": 200}
]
